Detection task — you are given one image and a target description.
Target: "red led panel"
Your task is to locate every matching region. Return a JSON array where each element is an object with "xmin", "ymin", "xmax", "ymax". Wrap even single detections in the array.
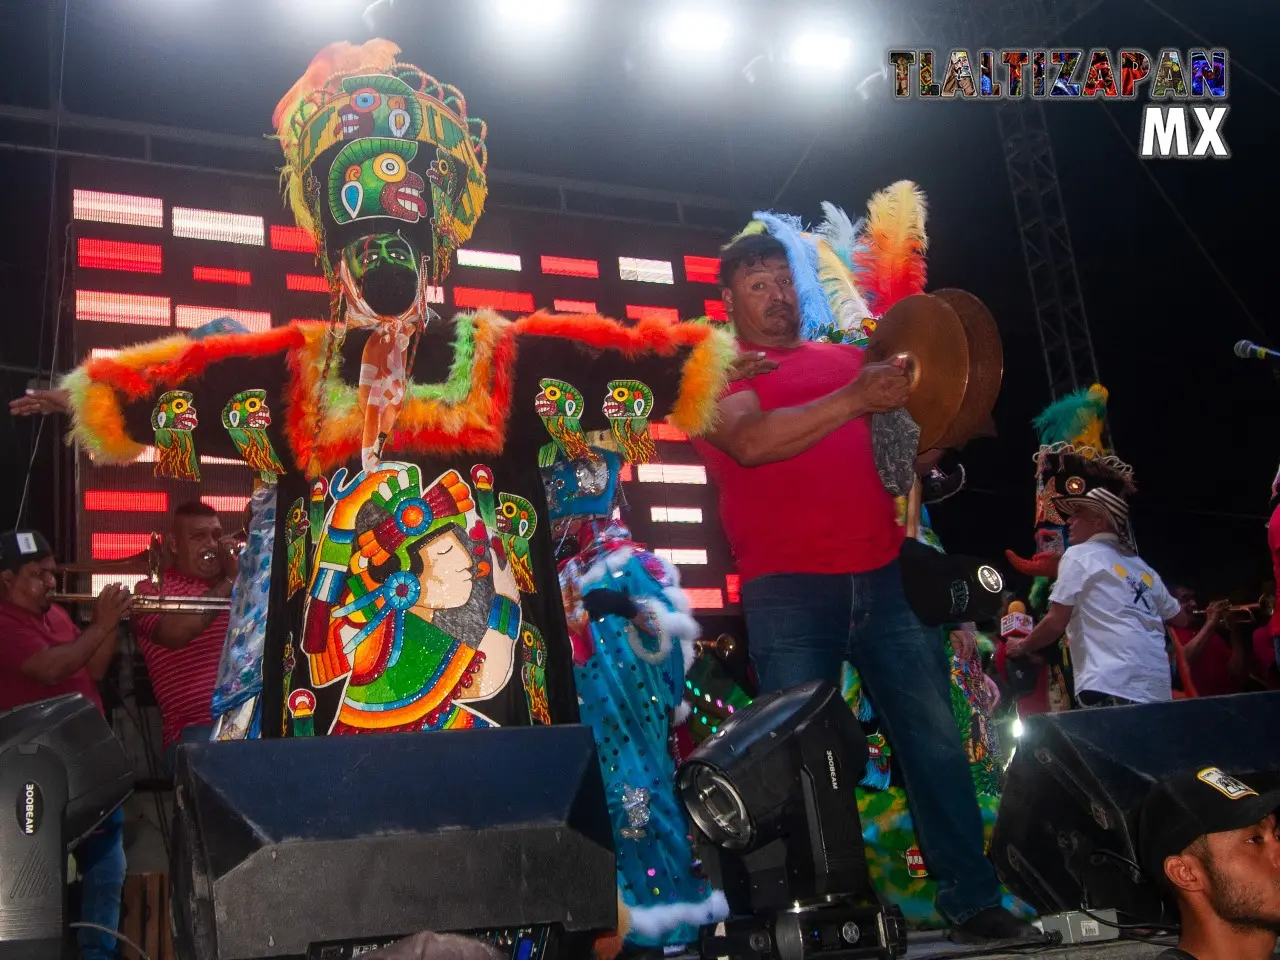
[
  {"xmin": 626, "ymin": 305, "xmax": 680, "ymax": 323},
  {"xmin": 286, "ymin": 274, "xmax": 329, "ymax": 293},
  {"xmin": 453, "ymin": 287, "xmax": 535, "ymax": 313},
  {"xmin": 203, "ymin": 495, "xmax": 251, "ymax": 513},
  {"xmin": 73, "ymin": 189, "xmax": 164, "ymax": 228},
  {"xmin": 193, "ymin": 266, "xmax": 252, "ymax": 286},
  {"xmin": 553, "ymin": 299, "xmax": 598, "ymax": 314},
  {"xmin": 684, "ymin": 255, "xmax": 720, "ymax": 284},
  {"xmin": 725, "ymin": 574, "xmax": 741, "ymax": 604},
  {"xmin": 290, "ymin": 317, "xmax": 327, "ymax": 325},
  {"xmin": 270, "ymin": 225, "xmax": 317, "ymax": 253},
  {"xmin": 172, "ymin": 207, "xmax": 264, "ymax": 245},
  {"xmin": 704, "ymin": 299, "xmax": 728, "ymax": 321},
  {"xmin": 175, "ymin": 305, "xmax": 271, "ymax": 333},
  {"xmin": 84, "ymin": 490, "xmax": 168, "ymax": 512},
  {"xmin": 651, "ymin": 423, "xmax": 688, "ymax": 442},
  {"xmin": 91, "ymin": 533, "xmax": 152, "ymax": 561},
  {"xmin": 619, "ymin": 463, "xmax": 633, "ymax": 482},
  {"xmin": 541, "ymin": 256, "xmax": 599, "ymax": 278},
  {"xmin": 77, "ymin": 238, "xmax": 163, "ymax": 274},
  {"xmin": 76, "ymin": 291, "xmax": 171, "ymax": 326},
  {"xmin": 684, "ymin": 588, "xmax": 725, "ymax": 610}
]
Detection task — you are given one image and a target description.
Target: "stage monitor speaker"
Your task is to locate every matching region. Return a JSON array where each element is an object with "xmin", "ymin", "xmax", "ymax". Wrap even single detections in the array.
[
  {"xmin": 170, "ymin": 726, "xmax": 616, "ymax": 960},
  {"xmin": 991, "ymin": 691, "xmax": 1280, "ymax": 922},
  {"xmin": 0, "ymin": 694, "xmax": 133, "ymax": 960}
]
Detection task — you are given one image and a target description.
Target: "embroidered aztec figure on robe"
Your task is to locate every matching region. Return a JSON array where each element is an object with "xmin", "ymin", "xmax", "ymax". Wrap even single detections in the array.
[
  {"xmin": 222, "ymin": 389, "xmax": 285, "ymax": 481},
  {"xmin": 151, "ymin": 390, "xmax": 200, "ymax": 482},
  {"xmin": 285, "ymin": 498, "xmax": 309, "ymax": 599},
  {"xmin": 299, "ymin": 461, "xmax": 521, "ymax": 734},
  {"xmin": 520, "ymin": 623, "xmax": 551, "ymax": 725},
  {"xmin": 496, "ymin": 492, "xmax": 537, "ymax": 594},
  {"xmin": 535, "ymin": 378, "xmax": 593, "ymax": 465},
  {"xmin": 603, "ymin": 379, "xmax": 657, "ymax": 464}
]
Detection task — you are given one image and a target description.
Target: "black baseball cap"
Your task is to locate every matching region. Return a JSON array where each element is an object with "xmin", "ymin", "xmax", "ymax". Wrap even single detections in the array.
[
  {"xmin": 1137, "ymin": 767, "xmax": 1280, "ymax": 886},
  {"xmin": 901, "ymin": 537, "xmax": 1005, "ymax": 627},
  {"xmin": 0, "ymin": 529, "xmax": 53, "ymax": 574}
]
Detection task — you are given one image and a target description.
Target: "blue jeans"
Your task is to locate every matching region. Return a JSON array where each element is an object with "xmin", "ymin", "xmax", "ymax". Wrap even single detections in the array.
[
  {"xmin": 73, "ymin": 806, "xmax": 126, "ymax": 960},
  {"xmin": 741, "ymin": 561, "xmax": 1003, "ymax": 925}
]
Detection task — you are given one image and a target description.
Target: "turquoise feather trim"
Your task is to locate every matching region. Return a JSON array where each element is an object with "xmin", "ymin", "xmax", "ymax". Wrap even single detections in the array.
[{"xmin": 753, "ymin": 210, "xmax": 834, "ymax": 340}]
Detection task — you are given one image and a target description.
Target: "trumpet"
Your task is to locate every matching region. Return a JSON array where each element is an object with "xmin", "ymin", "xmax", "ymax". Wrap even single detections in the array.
[
  {"xmin": 694, "ymin": 633, "xmax": 738, "ymax": 661},
  {"xmin": 51, "ymin": 591, "xmax": 231, "ymax": 616},
  {"xmin": 1193, "ymin": 594, "xmax": 1275, "ymax": 622}
]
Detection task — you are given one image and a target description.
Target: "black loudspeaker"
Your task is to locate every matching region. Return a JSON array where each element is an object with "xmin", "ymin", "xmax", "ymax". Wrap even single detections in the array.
[
  {"xmin": 991, "ymin": 691, "xmax": 1280, "ymax": 922},
  {"xmin": 0, "ymin": 694, "xmax": 133, "ymax": 959},
  {"xmin": 170, "ymin": 726, "xmax": 616, "ymax": 960}
]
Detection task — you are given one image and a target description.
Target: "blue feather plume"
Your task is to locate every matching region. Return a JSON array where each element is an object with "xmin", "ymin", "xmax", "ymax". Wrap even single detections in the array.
[{"xmin": 753, "ymin": 209, "xmax": 833, "ymax": 340}]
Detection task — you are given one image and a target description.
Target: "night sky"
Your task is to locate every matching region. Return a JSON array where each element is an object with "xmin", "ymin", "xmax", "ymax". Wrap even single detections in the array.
[{"xmin": 1, "ymin": 0, "xmax": 1275, "ymax": 602}]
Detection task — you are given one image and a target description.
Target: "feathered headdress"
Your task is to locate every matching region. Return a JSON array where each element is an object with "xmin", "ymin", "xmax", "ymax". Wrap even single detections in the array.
[
  {"xmin": 851, "ymin": 180, "xmax": 928, "ymax": 315},
  {"xmin": 723, "ymin": 181, "xmax": 928, "ymax": 344},
  {"xmin": 272, "ymin": 39, "xmax": 489, "ymax": 281},
  {"xmin": 1032, "ymin": 383, "xmax": 1134, "ymax": 491}
]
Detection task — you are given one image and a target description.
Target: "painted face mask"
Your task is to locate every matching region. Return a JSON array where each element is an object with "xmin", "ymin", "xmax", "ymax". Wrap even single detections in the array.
[{"xmin": 341, "ymin": 232, "xmax": 422, "ymax": 318}]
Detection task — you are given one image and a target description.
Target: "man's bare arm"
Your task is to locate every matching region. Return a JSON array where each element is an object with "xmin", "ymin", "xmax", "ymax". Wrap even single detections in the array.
[
  {"xmin": 703, "ymin": 387, "xmax": 864, "ymax": 467},
  {"xmin": 703, "ymin": 359, "xmax": 911, "ymax": 467},
  {"xmin": 19, "ymin": 585, "xmax": 131, "ymax": 685},
  {"xmin": 146, "ymin": 578, "xmax": 233, "ymax": 650}
]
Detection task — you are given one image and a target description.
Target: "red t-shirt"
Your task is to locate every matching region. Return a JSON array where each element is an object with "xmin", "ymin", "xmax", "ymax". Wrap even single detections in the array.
[
  {"xmin": 691, "ymin": 340, "xmax": 904, "ymax": 583},
  {"xmin": 132, "ymin": 569, "xmax": 228, "ymax": 748},
  {"xmin": 0, "ymin": 601, "xmax": 104, "ymax": 714},
  {"xmin": 1169, "ymin": 626, "xmax": 1235, "ymax": 698},
  {"xmin": 1269, "ymin": 504, "xmax": 1280, "ymax": 638}
]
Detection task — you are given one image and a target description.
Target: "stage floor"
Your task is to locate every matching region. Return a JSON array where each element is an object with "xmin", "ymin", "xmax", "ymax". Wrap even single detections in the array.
[{"xmin": 903, "ymin": 931, "xmax": 1174, "ymax": 959}]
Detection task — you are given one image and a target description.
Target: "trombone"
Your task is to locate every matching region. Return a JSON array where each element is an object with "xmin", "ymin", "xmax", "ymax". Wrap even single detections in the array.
[{"xmin": 52, "ymin": 530, "xmax": 233, "ymax": 616}]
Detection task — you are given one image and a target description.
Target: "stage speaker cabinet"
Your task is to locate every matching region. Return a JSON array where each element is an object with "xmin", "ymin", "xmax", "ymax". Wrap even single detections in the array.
[
  {"xmin": 170, "ymin": 726, "xmax": 616, "ymax": 960},
  {"xmin": 991, "ymin": 691, "xmax": 1280, "ymax": 922}
]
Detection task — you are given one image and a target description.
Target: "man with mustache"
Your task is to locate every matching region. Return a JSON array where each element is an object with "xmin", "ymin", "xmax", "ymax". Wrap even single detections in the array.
[
  {"xmin": 132, "ymin": 501, "xmax": 238, "ymax": 768},
  {"xmin": 691, "ymin": 233, "xmax": 1038, "ymax": 943},
  {"xmin": 0, "ymin": 528, "xmax": 132, "ymax": 960}
]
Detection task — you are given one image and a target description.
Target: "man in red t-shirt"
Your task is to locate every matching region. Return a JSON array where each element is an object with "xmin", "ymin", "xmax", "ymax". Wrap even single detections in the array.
[
  {"xmin": 0, "ymin": 529, "xmax": 132, "ymax": 960},
  {"xmin": 690, "ymin": 234, "xmax": 1037, "ymax": 944},
  {"xmin": 132, "ymin": 501, "xmax": 237, "ymax": 767}
]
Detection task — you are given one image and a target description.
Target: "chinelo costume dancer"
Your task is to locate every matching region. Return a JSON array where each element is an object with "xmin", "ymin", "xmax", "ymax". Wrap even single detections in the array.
[
  {"xmin": 543, "ymin": 433, "xmax": 728, "ymax": 953},
  {"xmin": 53, "ymin": 41, "xmax": 739, "ymax": 753}
]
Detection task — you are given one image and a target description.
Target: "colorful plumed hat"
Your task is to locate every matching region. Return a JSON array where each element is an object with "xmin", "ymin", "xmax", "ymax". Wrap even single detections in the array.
[
  {"xmin": 725, "ymin": 181, "xmax": 928, "ymax": 345},
  {"xmin": 272, "ymin": 40, "xmax": 488, "ymax": 283},
  {"xmin": 1031, "ymin": 383, "xmax": 1134, "ymax": 493}
]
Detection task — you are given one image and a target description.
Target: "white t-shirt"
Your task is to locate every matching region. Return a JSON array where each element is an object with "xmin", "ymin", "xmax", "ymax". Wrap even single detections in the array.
[{"xmin": 1049, "ymin": 533, "xmax": 1180, "ymax": 703}]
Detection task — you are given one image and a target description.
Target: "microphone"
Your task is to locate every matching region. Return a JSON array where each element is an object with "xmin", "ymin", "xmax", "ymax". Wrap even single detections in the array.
[
  {"xmin": 1000, "ymin": 600, "xmax": 1033, "ymax": 641},
  {"xmin": 1235, "ymin": 340, "xmax": 1279, "ymax": 362}
]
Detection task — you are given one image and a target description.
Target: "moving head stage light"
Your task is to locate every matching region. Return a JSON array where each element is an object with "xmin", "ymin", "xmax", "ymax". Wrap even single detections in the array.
[
  {"xmin": 0, "ymin": 694, "xmax": 133, "ymax": 960},
  {"xmin": 679, "ymin": 681, "xmax": 906, "ymax": 960}
]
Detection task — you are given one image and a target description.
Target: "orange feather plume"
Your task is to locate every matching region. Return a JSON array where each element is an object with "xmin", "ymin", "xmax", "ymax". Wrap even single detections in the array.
[{"xmin": 852, "ymin": 180, "xmax": 928, "ymax": 314}]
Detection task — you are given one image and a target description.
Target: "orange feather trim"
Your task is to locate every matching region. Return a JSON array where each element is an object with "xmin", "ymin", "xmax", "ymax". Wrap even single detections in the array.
[
  {"xmin": 64, "ymin": 326, "xmax": 307, "ymax": 465},
  {"xmin": 515, "ymin": 311, "xmax": 736, "ymax": 435},
  {"xmin": 285, "ymin": 311, "xmax": 514, "ymax": 474}
]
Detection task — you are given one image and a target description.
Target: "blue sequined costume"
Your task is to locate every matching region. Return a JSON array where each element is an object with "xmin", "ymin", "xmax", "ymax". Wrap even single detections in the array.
[{"xmin": 545, "ymin": 448, "xmax": 728, "ymax": 947}]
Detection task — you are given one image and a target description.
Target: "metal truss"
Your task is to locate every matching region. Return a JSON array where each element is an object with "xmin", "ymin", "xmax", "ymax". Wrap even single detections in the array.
[{"xmin": 900, "ymin": 0, "xmax": 1109, "ymax": 398}]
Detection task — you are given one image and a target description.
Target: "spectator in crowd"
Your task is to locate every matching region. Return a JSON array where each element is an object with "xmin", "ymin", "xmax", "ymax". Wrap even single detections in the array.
[
  {"xmin": 0, "ymin": 529, "xmax": 132, "ymax": 960},
  {"xmin": 1007, "ymin": 488, "xmax": 1188, "ymax": 706},
  {"xmin": 132, "ymin": 501, "xmax": 236, "ymax": 767},
  {"xmin": 1138, "ymin": 767, "xmax": 1280, "ymax": 960}
]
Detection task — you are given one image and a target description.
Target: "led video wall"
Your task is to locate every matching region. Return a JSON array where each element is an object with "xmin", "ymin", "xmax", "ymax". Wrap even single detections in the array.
[{"xmin": 70, "ymin": 160, "xmax": 744, "ymax": 615}]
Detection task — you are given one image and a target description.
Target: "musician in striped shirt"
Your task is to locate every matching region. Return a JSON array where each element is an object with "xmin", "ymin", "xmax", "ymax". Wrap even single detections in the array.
[{"xmin": 132, "ymin": 501, "xmax": 237, "ymax": 768}]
